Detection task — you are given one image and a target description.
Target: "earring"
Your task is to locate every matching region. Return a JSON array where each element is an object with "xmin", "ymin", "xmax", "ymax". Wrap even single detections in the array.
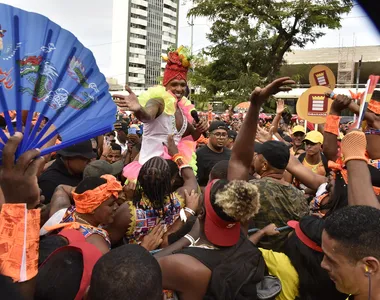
[{"xmin": 365, "ymin": 265, "xmax": 371, "ymax": 276}]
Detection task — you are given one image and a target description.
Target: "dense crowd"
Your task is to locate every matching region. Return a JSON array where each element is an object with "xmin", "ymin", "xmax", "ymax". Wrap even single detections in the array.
[{"xmin": 1, "ymin": 51, "xmax": 380, "ymax": 300}]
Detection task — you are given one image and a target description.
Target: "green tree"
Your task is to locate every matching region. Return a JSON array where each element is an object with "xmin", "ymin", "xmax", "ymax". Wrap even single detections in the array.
[{"xmin": 187, "ymin": 0, "xmax": 352, "ymax": 110}]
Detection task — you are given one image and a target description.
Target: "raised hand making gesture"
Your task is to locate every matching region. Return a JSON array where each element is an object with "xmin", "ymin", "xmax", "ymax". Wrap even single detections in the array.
[
  {"xmin": 112, "ymin": 85, "xmax": 141, "ymax": 112},
  {"xmin": 250, "ymin": 77, "xmax": 295, "ymax": 107}
]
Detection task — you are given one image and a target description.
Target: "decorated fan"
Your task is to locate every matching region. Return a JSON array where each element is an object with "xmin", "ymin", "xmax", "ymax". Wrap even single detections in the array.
[{"xmin": 0, "ymin": 4, "xmax": 116, "ymax": 161}]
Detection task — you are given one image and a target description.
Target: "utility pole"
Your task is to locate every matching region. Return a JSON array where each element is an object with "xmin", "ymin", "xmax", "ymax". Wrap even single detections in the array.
[
  {"xmin": 356, "ymin": 55, "xmax": 363, "ymax": 94},
  {"xmin": 189, "ymin": 15, "xmax": 194, "ymax": 55}
]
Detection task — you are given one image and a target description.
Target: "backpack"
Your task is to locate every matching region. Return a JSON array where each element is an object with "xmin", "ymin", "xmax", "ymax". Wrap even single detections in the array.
[
  {"xmin": 298, "ymin": 152, "xmax": 329, "ymax": 175},
  {"xmin": 204, "ymin": 237, "xmax": 266, "ymax": 300}
]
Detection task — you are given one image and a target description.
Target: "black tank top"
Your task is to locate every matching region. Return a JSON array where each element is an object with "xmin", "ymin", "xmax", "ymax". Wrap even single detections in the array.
[{"xmin": 175, "ymin": 232, "xmax": 265, "ymax": 300}]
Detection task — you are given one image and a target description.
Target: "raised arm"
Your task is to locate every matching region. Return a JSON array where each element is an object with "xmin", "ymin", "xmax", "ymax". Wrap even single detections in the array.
[
  {"xmin": 347, "ymin": 100, "xmax": 380, "ymax": 128},
  {"xmin": 323, "ymin": 93, "xmax": 351, "ymax": 161},
  {"xmin": 286, "ymin": 155, "xmax": 327, "ymax": 190},
  {"xmin": 271, "ymin": 99, "xmax": 284, "ymax": 135},
  {"xmin": 341, "ymin": 130, "xmax": 379, "ymax": 208},
  {"xmin": 228, "ymin": 78, "xmax": 295, "ymax": 181},
  {"xmin": 113, "ymin": 86, "xmax": 164, "ymax": 122}
]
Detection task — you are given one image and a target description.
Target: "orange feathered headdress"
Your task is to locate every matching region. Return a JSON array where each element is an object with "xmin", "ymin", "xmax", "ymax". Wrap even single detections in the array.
[
  {"xmin": 162, "ymin": 46, "xmax": 192, "ymax": 86},
  {"xmin": 72, "ymin": 175, "xmax": 122, "ymax": 214}
]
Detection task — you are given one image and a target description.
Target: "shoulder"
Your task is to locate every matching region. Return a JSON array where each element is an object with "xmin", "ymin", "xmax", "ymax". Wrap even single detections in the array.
[
  {"xmin": 158, "ymin": 253, "xmax": 211, "ymax": 293},
  {"xmin": 86, "ymin": 234, "xmax": 110, "ymax": 254},
  {"xmin": 196, "ymin": 145, "xmax": 208, "ymax": 154},
  {"xmin": 224, "ymin": 147, "xmax": 232, "ymax": 154}
]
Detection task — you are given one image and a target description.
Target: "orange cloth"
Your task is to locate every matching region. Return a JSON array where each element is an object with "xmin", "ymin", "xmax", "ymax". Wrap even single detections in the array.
[
  {"xmin": 324, "ymin": 115, "xmax": 340, "ymax": 136},
  {"xmin": 0, "ymin": 204, "xmax": 40, "ymax": 282},
  {"xmin": 368, "ymin": 99, "xmax": 380, "ymax": 115},
  {"xmin": 196, "ymin": 135, "xmax": 209, "ymax": 145},
  {"xmin": 72, "ymin": 175, "xmax": 122, "ymax": 214},
  {"xmin": 329, "ymin": 159, "xmax": 380, "ymax": 196}
]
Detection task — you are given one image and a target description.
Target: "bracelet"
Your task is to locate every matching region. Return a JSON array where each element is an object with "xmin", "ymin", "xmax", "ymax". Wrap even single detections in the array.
[
  {"xmin": 184, "ymin": 234, "xmax": 196, "ymax": 246},
  {"xmin": 184, "ymin": 207, "xmax": 196, "ymax": 216},
  {"xmin": 172, "ymin": 153, "xmax": 184, "ymax": 162},
  {"xmin": 179, "ymin": 165, "xmax": 191, "ymax": 177},
  {"xmin": 180, "ymin": 208, "xmax": 187, "ymax": 222}
]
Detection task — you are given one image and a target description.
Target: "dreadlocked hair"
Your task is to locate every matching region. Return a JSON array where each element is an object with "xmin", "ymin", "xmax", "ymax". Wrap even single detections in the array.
[
  {"xmin": 214, "ymin": 180, "xmax": 260, "ymax": 223},
  {"xmin": 133, "ymin": 157, "xmax": 173, "ymax": 211}
]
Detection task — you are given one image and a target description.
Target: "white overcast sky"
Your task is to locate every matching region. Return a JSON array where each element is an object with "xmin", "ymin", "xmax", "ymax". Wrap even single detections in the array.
[{"xmin": 1, "ymin": 0, "xmax": 379, "ymax": 78}]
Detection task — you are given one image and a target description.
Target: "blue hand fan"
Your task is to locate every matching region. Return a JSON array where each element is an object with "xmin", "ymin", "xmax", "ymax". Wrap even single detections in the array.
[{"xmin": 0, "ymin": 4, "xmax": 116, "ymax": 161}]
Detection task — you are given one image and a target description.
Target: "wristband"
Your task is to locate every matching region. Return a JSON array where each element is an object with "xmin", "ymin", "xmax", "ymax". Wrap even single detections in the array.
[
  {"xmin": 184, "ymin": 234, "xmax": 196, "ymax": 246},
  {"xmin": 172, "ymin": 153, "xmax": 183, "ymax": 162},
  {"xmin": 179, "ymin": 165, "xmax": 191, "ymax": 177},
  {"xmin": 341, "ymin": 131, "xmax": 368, "ymax": 163},
  {"xmin": 324, "ymin": 115, "xmax": 340, "ymax": 136},
  {"xmin": 179, "ymin": 208, "xmax": 187, "ymax": 223},
  {"xmin": 184, "ymin": 207, "xmax": 196, "ymax": 216}
]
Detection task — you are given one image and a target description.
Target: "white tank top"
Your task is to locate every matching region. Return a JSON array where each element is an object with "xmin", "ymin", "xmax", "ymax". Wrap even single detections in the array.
[{"xmin": 139, "ymin": 108, "xmax": 187, "ymax": 165}]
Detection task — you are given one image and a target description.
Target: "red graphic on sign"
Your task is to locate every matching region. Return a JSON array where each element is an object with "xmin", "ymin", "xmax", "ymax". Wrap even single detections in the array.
[
  {"xmin": 313, "ymin": 70, "xmax": 329, "ymax": 86},
  {"xmin": 308, "ymin": 94, "xmax": 328, "ymax": 116}
]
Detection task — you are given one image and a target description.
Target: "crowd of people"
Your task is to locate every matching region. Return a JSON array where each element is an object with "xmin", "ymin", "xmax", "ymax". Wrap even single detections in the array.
[{"xmin": 0, "ymin": 45, "xmax": 380, "ymax": 300}]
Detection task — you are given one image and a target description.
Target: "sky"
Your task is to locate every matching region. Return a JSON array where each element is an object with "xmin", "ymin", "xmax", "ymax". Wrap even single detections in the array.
[{"xmin": 0, "ymin": 0, "xmax": 379, "ymax": 78}]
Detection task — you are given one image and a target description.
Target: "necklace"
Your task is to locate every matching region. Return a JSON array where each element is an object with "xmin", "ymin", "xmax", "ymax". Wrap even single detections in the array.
[{"xmin": 74, "ymin": 212, "xmax": 94, "ymax": 227}]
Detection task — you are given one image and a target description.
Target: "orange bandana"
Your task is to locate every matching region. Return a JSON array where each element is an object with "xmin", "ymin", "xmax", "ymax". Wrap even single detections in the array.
[
  {"xmin": 72, "ymin": 175, "xmax": 122, "ymax": 214},
  {"xmin": 368, "ymin": 99, "xmax": 380, "ymax": 115}
]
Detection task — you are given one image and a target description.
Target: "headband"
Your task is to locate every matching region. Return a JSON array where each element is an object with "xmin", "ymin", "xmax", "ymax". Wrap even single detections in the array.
[{"xmin": 72, "ymin": 175, "xmax": 122, "ymax": 214}]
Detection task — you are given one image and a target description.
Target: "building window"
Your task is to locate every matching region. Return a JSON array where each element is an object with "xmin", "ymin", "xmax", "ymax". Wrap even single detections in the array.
[
  {"xmin": 164, "ymin": 13, "xmax": 177, "ymax": 21},
  {"xmin": 129, "ymin": 73, "xmax": 139, "ymax": 77},
  {"xmin": 131, "ymin": 23, "xmax": 146, "ymax": 30},
  {"xmin": 129, "ymin": 63, "xmax": 146, "ymax": 69},
  {"xmin": 131, "ymin": 13, "xmax": 147, "ymax": 21},
  {"xmin": 130, "ymin": 43, "xmax": 146, "ymax": 49},
  {"xmin": 130, "ymin": 33, "xmax": 147, "ymax": 40},
  {"xmin": 164, "ymin": 4, "xmax": 176, "ymax": 13},
  {"xmin": 163, "ymin": 22, "xmax": 176, "ymax": 30},
  {"xmin": 131, "ymin": 3, "xmax": 147, "ymax": 11}
]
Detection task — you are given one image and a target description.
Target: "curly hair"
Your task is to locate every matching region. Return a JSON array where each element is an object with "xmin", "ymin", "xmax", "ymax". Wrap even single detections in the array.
[{"xmin": 214, "ymin": 180, "xmax": 260, "ymax": 223}]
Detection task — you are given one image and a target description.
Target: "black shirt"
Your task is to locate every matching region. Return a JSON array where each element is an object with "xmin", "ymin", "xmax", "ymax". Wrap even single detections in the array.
[
  {"xmin": 38, "ymin": 158, "xmax": 83, "ymax": 204},
  {"xmin": 196, "ymin": 145, "xmax": 231, "ymax": 186}
]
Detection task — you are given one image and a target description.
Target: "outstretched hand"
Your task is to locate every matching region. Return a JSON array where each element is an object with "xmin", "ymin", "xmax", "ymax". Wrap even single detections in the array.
[
  {"xmin": 113, "ymin": 85, "xmax": 141, "ymax": 112},
  {"xmin": 250, "ymin": 77, "xmax": 295, "ymax": 107},
  {"xmin": 276, "ymin": 99, "xmax": 285, "ymax": 115},
  {"xmin": 0, "ymin": 132, "xmax": 45, "ymax": 209}
]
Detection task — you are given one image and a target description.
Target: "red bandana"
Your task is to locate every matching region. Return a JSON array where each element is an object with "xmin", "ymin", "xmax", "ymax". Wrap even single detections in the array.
[{"xmin": 163, "ymin": 48, "xmax": 190, "ymax": 86}]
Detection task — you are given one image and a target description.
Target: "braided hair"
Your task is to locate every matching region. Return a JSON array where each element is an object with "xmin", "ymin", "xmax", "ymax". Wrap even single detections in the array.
[{"xmin": 133, "ymin": 157, "xmax": 173, "ymax": 211}]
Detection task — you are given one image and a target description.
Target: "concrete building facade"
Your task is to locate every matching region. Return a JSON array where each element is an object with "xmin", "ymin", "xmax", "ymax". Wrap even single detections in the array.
[{"xmin": 111, "ymin": 0, "xmax": 179, "ymax": 92}]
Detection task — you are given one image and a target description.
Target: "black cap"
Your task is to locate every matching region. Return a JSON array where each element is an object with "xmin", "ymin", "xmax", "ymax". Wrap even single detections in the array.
[
  {"xmin": 57, "ymin": 140, "xmax": 97, "ymax": 160},
  {"xmin": 228, "ymin": 130, "xmax": 237, "ymax": 141},
  {"xmin": 209, "ymin": 121, "xmax": 228, "ymax": 133},
  {"xmin": 255, "ymin": 140, "xmax": 290, "ymax": 169}
]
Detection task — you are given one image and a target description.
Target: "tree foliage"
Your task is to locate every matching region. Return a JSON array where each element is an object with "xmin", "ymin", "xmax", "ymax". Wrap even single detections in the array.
[{"xmin": 187, "ymin": 0, "xmax": 353, "ymax": 110}]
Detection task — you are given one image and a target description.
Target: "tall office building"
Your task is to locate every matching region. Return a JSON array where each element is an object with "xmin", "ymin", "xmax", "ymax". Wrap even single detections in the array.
[{"xmin": 111, "ymin": 0, "xmax": 179, "ymax": 92}]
